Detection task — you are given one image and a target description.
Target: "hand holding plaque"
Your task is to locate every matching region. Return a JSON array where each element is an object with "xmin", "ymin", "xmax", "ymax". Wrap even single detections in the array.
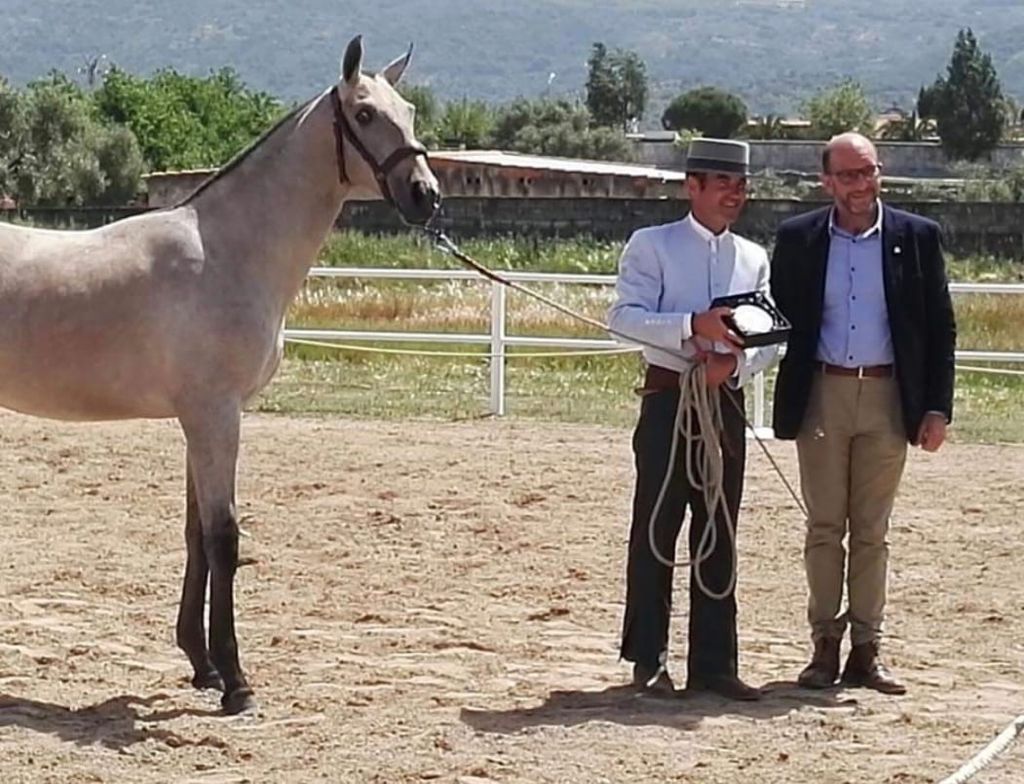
[{"xmin": 709, "ymin": 291, "xmax": 791, "ymax": 348}]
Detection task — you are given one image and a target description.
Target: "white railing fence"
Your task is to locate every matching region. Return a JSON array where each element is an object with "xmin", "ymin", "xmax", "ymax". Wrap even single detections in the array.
[{"xmin": 283, "ymin": 268, "xmax": 1024, "ymax": 429}]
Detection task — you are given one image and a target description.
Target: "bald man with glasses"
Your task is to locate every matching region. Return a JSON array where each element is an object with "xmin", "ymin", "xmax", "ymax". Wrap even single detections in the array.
[{"xmin": 770, "ymin": 133, "xmax": 956, "ymax": 695}]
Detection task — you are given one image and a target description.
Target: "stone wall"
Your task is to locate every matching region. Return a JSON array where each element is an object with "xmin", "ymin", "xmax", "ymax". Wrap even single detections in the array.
[
  {"xmin": 6, "ymin": 198, "xmax": 1024, "ymax": 258},
  {"xmin": 341, "ymin": 197, "xmax": 1024, "ymax": 257},
  {"xmin": 0, "ymin": 206, "xmax": 147, "ymax": 229}
]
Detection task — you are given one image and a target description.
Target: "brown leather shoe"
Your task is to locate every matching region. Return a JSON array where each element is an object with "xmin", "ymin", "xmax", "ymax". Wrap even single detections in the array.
[
  {"xmin": 797, "ymin": 637, "xmax": 841, "ymax": 689},
  {"xmin": 688, "ymin": 674, "xmax": 762, "ymax": 701},
  {"xmin": 632, "ymin": 662, "xmax": 676, "ymax": 696},
  {"xmin": 840, "ymin": 641, "xmax": 907, "ymax": 695}
]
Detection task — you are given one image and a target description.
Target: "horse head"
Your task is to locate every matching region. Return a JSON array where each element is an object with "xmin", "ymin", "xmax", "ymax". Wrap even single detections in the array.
[{"xmin": 333, "ymin": 36, "xmax": 441, "ymax": 225}]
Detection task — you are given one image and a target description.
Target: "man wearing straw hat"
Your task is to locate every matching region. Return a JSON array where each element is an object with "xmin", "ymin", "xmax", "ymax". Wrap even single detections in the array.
[{"xmin": 609, "ymin": 138, "xmax": 779, "ymax": 700}]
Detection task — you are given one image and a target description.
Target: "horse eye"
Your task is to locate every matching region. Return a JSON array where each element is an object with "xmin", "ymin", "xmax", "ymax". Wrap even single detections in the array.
[{"xmin": 355, "ymin": 108, "xmax": 374, "ymax": 125}]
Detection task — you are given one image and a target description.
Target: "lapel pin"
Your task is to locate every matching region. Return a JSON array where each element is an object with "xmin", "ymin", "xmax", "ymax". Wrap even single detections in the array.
[{"xmin": 894, "ymin": 246, "xmax": 902, "ymax": 254}]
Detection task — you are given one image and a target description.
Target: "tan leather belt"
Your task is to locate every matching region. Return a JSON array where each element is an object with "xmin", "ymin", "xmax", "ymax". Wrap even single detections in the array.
[{"xmin": 818, "ymin": 362, "xmax": 893, "ymax": 379}]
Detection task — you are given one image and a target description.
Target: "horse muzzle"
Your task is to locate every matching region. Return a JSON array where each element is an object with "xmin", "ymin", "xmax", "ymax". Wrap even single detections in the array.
[{"xmin": 402, "ymin": 178, "xmax": 442, "ymax": 225}]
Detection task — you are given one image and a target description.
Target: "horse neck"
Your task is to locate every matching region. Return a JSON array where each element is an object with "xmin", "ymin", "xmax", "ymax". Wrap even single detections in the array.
[{"xmin": 188, "ymin": 91, "xmax": 349, "ymax": 310}]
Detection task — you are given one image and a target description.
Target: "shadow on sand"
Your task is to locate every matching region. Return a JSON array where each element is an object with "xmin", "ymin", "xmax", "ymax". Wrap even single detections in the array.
[
  {"xmin": 461, "ymin": 680, "xmax": 857, "ymax": 735},
  {"xmin": 0, "ymin": 691, "xmax": 224, "ymax": 751}
]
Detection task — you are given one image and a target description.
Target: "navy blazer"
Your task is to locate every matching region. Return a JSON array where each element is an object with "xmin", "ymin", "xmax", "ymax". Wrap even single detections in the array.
[{"xmin": 769, "ymin": 204, "xmax": 956, "ymax": 442}]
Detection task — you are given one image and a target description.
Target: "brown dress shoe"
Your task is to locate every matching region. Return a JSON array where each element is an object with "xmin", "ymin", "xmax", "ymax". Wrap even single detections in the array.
[
  {"xmin": 798, "ymin": 637, "xmax": 841, "ymax": 689},
  {"xmin": 632, "ymin": 662, "xmax": 676, "ymax": 696},
  {"xmin": 688, "ymin": 674, "xmax": 762, "ymax": 701},
  {"xmin": 840, "ymin": 642, "xmax": 907, "ymax": 695}
]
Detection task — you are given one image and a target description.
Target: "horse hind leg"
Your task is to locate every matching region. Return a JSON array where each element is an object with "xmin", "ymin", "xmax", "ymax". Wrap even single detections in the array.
[
  {"xmin": 181, "ymin": 403, "xmax": 256, "ymax": 715},
  {"xmin": 175, "ymin": 457, "xmax": 224, "ymax": 692}
]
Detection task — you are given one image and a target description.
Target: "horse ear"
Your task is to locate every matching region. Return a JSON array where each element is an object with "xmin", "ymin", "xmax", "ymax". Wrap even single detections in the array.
[
  {"xmin": 381, "ymin": 42, "xmax": 414, "ymax": 86},
  {"xmin": 342, "ymin": 35, "xmax": 364, "ymax": 86}
]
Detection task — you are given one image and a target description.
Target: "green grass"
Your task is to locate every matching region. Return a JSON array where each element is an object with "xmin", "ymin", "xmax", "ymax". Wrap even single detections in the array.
[
  {"xmin": 950, "ymin": 368, "xmax": 1024, "ymax": 443},
  {"xmin": 254, "ymin": 232, "xmax": 1024, "ymax": 443},
  {"xmin": 946, "ymin": 254, "xmax": 1024, "ymax": 283},
  {"xmin": 318, "ymin": 230, "xmax": 1024, "ymax": 280},
  {"xmin": 257, "ymin": 355, "xmax": 1024, "ymax": 443},
  {"xmin": 259, "ymin": 351, "xmax": 645, "ymax": 425},
  {"xmin": 318, "ymin": 231, "xmax": 623, "ymax": 274}
]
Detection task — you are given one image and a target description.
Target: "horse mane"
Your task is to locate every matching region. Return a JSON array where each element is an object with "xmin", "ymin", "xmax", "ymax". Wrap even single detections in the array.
[{"xmin": 175, "ymin": 93, "xmax": 323, "ymax": 206}]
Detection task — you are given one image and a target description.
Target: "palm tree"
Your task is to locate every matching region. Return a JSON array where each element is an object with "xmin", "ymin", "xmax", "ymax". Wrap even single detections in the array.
[
  {"xmin": 879, "ymin": 109, "xmax": 936, "ymax": 141},
  {"xmin": 748, "ymin": 114, "xmax": 787, "ymax": 140}
]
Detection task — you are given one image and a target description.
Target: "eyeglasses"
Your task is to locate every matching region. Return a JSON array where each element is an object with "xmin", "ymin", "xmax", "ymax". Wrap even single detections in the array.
[{"xmin": 829, "ymin": 164, "xmax": 882, "ymax": 186}]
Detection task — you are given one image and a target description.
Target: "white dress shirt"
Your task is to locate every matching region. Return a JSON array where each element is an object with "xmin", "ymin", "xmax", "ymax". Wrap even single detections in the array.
[{"xmin": 608, "ymin": 213, "xmax": 779, "ymax": 387}]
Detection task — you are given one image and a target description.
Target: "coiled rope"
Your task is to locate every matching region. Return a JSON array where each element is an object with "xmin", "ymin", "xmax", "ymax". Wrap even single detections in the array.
[{"xmin": 646, "ymin": 362, "xmax": 737, "ymax": 600}]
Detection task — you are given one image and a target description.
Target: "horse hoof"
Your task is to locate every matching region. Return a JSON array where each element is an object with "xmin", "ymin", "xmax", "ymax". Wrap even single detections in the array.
[
  {"xmin": 222, "ymin": 687, "xmax": 258, "ymax": 715},
  {"xmin": 191, "ymin": 670, "xmax": 224, "ymax": 692}
]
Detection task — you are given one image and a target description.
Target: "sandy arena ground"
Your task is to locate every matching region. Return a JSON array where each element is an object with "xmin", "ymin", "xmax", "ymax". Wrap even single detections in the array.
[{"xmin": 0, "ymin": 409, "xmax": 1022, "ymax": 783}]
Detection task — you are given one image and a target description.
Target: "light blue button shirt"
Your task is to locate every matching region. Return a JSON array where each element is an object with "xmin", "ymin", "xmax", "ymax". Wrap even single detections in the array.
[{"xmin": 816, "ymin": 203, "xmax": 894, "ymax": 367}]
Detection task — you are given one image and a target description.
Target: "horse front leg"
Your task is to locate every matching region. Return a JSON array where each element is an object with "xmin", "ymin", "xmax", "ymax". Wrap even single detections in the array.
[
  {"xmin": 175, "ymin": 457, "xmax": 224, "ymax": 692},
  {"xmin": 181, "ymin": 404, "xmax": 256, "ymax": 715}
]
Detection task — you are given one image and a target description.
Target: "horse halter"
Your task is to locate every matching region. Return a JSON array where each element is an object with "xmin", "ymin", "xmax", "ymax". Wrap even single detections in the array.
[{"xmin": 330, "ymin": 86, "xmax": 429, "ymax": 208}]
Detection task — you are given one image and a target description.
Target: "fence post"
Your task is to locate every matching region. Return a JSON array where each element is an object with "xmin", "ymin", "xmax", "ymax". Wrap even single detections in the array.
[
  {"xmin": 753, "ymin": 371, "xmax": 765, "ymax": 431},
  {"xmin": 490, "ymin": 281, "xmax": 507, "ymax": 415}
]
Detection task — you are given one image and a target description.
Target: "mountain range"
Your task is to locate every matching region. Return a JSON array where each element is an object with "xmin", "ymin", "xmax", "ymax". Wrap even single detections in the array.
[{"xmin": 4, "ymin": 0, "xmax": 1024, "ymax": 119}]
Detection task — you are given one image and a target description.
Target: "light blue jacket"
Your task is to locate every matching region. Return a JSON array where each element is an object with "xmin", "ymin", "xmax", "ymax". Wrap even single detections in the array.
[{"xmin": 608, "ymin": 213, "xmax": 780, "ymax": 387}]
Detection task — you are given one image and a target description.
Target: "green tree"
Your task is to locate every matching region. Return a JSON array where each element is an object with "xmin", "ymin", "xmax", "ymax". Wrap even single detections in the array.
[
  {"xmin": 879, "ymin": 109, "xmax": 934, "ymax": 141},
  {"xmin": 585, "ymin": 43, "xmax": 648, "ymax": 131},
  {"xmin": 11, "ymin": 72, "xmax": 144, "ymax": 206},
  {"xmin": 399, "ymin": 83, "xmax": 440, "ymax": 143},
  {"xmin": 916, "ymin": 84, "xmax": 941, "ymax": 119},
  {"xmin": 93, "ymin": 67, "xmax": 283, "ymax": 171},
  {"xmin": 436, "ymin": 98, "xmax": 493, "ymax": 149},
  {"xmin": 615, "ymin": 50, "xmax": 648, "ymax": 130},
  {"xmin": 489, "ymin": 98, "xmax": 631, "ymax": 160},
  {"xmin": 661, "ymin": 87, "xmax": 748, "ymax": 137},
  {"xmin": 804, "ymin": 79, "xmax": 874, "ymax": 139},
  {"xmin": 1002, "ymin": 96, "xmax": 1020, "ymax": 139},
  {"xmin": 0, "ymin": 77, "xmax": 25, "ymax": 197},
  {"xmin": 747, "ymin": 114, "xmax": 793, "ymax": 140},
  {"xmin": 585, "ymin": 43, "xmax": 618, "ymax": 128},
  {"xmin": 926, "ymin": 28, "xmax": 1008, "ymax": 160},
  {"xmin": 94, "ymin": 124, "xmax": 146, "ymax": 203}
]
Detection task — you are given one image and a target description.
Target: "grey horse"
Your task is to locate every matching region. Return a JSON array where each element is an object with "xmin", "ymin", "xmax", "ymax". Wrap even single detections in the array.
[{"xmin": 0, "ymin": 36, "xmax": 440, "ymax": 714}]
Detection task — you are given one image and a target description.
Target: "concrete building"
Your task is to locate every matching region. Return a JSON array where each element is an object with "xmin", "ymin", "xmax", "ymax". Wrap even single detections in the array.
[
  {"xmin": 143, "ymin": 169, "xmax": 218, "ymax": 208},
  {"xmin": 142, "ymin": 151, "xmax": 688, "ymax": 208},
  {"xmin": 428, "ymin": 150, "xmax": 686, "ymax": 199}
]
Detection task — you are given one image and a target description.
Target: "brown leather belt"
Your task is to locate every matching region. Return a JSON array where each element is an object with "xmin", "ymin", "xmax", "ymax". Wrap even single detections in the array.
[
  {"xmin": 818, "ymin": 362, "xmax": 893, "ymax": 379},
  {"xmin": 636, "ymin": 364, "xmax": 683, "ymax": 394}
]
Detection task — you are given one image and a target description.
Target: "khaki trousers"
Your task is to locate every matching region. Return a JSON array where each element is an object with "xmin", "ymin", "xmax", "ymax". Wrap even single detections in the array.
[{"xmin": 796, "ymin": 372, "xmax": 907, "ymax": 645}]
